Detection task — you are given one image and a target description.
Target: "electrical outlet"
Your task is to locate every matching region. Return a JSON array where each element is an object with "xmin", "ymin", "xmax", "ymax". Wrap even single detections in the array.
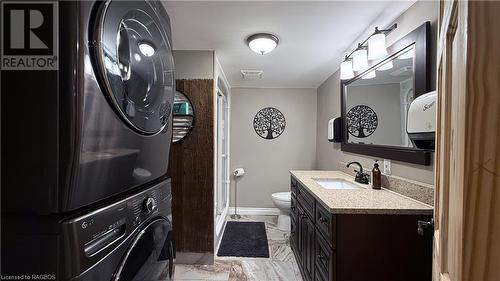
[{"xmin": 383, "ymin": 159, "xmax": 391, "ymax": 175}]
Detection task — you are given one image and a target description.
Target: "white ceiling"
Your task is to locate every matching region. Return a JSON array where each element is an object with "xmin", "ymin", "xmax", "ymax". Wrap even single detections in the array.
[{"xmin": 162, "ymin": 1, "xmax": 415, "ymax": 88}]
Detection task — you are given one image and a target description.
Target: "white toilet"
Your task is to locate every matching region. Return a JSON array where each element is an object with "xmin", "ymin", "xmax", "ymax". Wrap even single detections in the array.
[{"xmin": 271, "ymin": 192, "xmax": 291, "ymax": 231}]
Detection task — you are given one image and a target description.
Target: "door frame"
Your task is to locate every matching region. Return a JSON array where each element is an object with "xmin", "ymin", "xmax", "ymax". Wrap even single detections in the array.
[{"xmin": 433, "ymin": 1, "xmax": 500, "ymax": 280}]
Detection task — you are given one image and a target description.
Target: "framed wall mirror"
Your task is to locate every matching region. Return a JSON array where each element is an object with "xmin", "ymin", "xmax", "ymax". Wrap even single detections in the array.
[
  {"xmin": 341, "ymin": 22, "xmax": 432, "ymax": 165},
  {"xmin": 172, "ymin": 90, "xmax": 194, "ymax": 143}
]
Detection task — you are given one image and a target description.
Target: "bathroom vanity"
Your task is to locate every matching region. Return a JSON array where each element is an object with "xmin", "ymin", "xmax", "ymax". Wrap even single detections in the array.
[{"xmin": 289, "ymin": 171, "xmax": 433, "ymax": 281}]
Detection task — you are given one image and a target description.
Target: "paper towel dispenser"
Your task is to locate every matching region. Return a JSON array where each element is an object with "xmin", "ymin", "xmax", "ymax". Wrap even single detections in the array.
[
  {"xmin": 407, "ymin": 91, "xmax": 436, "ymax": 150},
  {"xmin": 328, "ymin": 117, "xmax": 342, "ymax": 143}
]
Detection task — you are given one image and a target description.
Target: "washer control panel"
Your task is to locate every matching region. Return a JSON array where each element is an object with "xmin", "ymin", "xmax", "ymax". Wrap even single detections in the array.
[{"xmin": 60, "ymin": 178, "xmax": 172, "ymax": 278}]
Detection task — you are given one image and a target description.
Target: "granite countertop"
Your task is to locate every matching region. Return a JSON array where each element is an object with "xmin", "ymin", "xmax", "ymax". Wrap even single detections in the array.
[{"xmin": 290, "ymin": 170, "xmax": 433, "ymax": 215}]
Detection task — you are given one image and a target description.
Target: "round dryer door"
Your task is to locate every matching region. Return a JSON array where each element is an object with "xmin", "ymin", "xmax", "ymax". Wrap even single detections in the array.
[
  {"xmin": 93, "ymin": 0, "xmax": 174, "ymax": 135},
  {"xmin": 113, "ymin": 218, "xmax": 174, "ymax": 281}
]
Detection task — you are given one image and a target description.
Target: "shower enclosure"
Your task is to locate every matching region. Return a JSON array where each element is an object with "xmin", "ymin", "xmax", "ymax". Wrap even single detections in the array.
[{"xmin": 215, "ymin": 82, "xmax": 230, "ymax": 241}]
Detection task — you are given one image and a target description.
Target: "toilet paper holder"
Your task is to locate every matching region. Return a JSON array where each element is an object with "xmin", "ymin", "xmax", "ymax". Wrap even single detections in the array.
[
  {"xmin": 231, "ymin": 168, "xmax": 245, "ymax": 219},
  {"xmin": 233, "ymin": 168, "xmax": 245, "ymax": 177}
]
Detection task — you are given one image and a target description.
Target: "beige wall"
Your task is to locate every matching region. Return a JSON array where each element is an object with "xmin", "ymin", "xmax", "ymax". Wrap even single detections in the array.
[
  {"xmin": 346, "ymin": 83, "xmax": 403, "ymax": 146},
  {"xmin": 230, "ymin": 88, "xmax": 317, "ymax": 208},
  {"xmin": 316, "ymin": 0, "xmax": 438, "ymax": 185},
  {"xmin": 173, "ymin": 50, "xmax": 214, "ymax": 79}
]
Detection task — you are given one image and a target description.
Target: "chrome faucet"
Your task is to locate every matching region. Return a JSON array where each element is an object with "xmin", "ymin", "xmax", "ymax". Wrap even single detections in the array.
[{"xmin": 346, "ymin": 161, "xmax": 369, "ymax": 184}]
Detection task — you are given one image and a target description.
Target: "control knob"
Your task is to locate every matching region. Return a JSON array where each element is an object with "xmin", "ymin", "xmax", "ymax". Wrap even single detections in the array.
[{"xmin": 143, "ymin": 197, "xmax": 157, "ymax": 213}]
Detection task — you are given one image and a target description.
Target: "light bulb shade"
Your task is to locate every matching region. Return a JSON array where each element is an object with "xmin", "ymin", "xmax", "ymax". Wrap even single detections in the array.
[
  {"xmin": 362, "ymin": 71, "xmax": 376, "ymax": 79},
  {"xmin": 247, "ymin": 33, "xmax": 279, "ymax": 55},
  {"xmin": 368, "ymin": 33, "xmax": 387, "ymax": 60},
  {"xmin": 378, "ymin": 60, "xmax": 393, "ymax": 71},
  {"xmin": 352, "ymin": 49, "xmax": 368, "ymax": 71},
  {"xmin": 340, "ymin": 60, "xmax": 354, "ymax": 80}
]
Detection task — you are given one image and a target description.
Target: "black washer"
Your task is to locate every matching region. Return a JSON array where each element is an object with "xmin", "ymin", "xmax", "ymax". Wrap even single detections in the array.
[{"xmin": 113, "ymin": 219, "xmax": 174, "ymax": 281}]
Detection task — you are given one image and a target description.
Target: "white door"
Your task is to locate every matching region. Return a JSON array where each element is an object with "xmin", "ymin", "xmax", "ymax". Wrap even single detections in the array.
[{"xmin": 433, "ymin": 1, "xmax": 500, "ymax": 281}]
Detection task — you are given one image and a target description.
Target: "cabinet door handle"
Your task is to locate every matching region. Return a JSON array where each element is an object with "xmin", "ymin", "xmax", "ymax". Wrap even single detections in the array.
[
  {"xmin": 417, "ymin": 219, "xmax": 435, "ymax": 236},
  {"xmin": 291, "ymin": 206, "xmax": 296, "ymax": 211},
  {"xmin": 317, "ymin": 254, "xmax": 325, "ymax": 260},
  {"xmin": 319, "ymin": 217, "xmax": 328, "ymax": 224}
]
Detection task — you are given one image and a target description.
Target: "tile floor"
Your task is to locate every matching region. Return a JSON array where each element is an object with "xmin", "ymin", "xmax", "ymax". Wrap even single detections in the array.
[{"xmin": 173, "ymin": 215, "xmax": 303, "ymax": 281}]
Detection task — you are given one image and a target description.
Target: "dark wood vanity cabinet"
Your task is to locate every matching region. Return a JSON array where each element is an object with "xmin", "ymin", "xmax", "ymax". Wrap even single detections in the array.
[
  {"xmin": 290, "ymin": 176, "xmax": 433, "ymax": 281},
  {"xmin": 315, "ymin": 229, "xmax": 335, "ymax": 281},
  {"xmin": 298, "ymin": 203, "xmax": 315, "ymax": 281}
]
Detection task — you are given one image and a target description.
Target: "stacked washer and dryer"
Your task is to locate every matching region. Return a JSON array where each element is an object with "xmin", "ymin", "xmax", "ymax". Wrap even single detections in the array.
[{"xmin": 1, "ymin": 1, "xmax": 176, "ymax": 280}]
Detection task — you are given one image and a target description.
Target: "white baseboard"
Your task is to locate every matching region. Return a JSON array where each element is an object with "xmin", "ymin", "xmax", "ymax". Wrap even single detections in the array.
[{"xmin": 227, "ymin": 207, "xmax": 280, "ymax": 216}]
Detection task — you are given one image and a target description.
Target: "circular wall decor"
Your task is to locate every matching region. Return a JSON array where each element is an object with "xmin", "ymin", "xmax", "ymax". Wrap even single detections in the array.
[
  {"xmin": 171, "ymin": 90, "xmax": 194, "ymax": 143},
  {"xmin": 346, "ymin": 105, "xmax": 378, "ymax": 138},
  {"xmin": 253, "ymin": 107, "xmax": 286, "ymax": 139}
]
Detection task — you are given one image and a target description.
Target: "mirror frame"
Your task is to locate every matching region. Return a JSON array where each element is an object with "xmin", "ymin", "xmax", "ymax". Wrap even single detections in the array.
[{"xmin": 340, "ymin": 22, "xmax": 432, "ymax": 165}]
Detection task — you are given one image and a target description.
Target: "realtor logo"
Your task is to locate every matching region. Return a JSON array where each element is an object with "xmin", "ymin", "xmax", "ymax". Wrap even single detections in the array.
[{"xmin": 1, "ymin": 1, "xmax": 58, "ymax": 70}]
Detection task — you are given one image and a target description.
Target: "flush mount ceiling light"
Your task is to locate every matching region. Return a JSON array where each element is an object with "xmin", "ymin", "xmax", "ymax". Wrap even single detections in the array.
[
  {"xmin": 139, "ymin": 42, "xmax": 155, "ymax": 57},
  {"xmin": 340, "ymin": 24, "xmax": 397, "ymax": 80},
  {"xmin": 246, "ymin": 33, "xmax": 279, "ymax": 55}
]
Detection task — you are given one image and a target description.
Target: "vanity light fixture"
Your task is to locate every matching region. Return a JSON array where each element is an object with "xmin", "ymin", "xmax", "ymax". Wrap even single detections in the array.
[
  {"xmin": 340, "ymin": 56, "xmax": 355, "ymax": 80},
  {"xmin": 368, "ymin": 27, "xmax": 388, "ymax": 60},
  {"xmin": 246, "ymin": 33, "xmax": 279, "ymax": 55},
  {"xmin": 340, "ymin": 23, "xmax": 397, "ymax": 80},
  {"xmin": 352, "ymin": 44, "xmax": 368, "ymax": 71}
]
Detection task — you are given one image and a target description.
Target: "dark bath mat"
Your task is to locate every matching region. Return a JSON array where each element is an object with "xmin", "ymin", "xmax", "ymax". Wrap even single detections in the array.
[{"xmin": 217, "ymin": 221, "xmax": 269, "ymax": 258}]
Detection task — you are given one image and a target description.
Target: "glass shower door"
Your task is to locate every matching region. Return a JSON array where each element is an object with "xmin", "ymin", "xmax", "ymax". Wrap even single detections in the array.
[{"xmin": 216, "ymin": 89, "xmax": 229, "ymax": 227}]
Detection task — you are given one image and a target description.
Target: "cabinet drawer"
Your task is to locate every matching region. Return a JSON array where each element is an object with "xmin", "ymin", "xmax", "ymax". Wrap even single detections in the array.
[
  {"xmin": 315, "ymin": 229, "xmax": 335, "ymax": 281},
  {"xmin": 315, "ymin": 203, "xmax": 336, "ymax": 248},
  {"xmin": 297, "ymin": 184, "xmax": 315, "ymax": 220}
]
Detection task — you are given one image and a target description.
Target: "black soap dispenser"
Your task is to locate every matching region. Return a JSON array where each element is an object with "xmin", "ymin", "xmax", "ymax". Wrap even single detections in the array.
[{"xmin": 372, "ymin": 160, "xmax": 381, "ymax": 190}]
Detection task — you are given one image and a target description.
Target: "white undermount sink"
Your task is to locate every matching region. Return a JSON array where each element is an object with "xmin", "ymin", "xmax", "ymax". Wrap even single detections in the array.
[{"xmin": 313, "ymin": 178, "xmax": 363, "ymax": 190}]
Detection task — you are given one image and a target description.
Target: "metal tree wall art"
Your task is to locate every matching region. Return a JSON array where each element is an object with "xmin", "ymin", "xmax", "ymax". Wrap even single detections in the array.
[
  {"xmin": 347, "ymin": 105, "xmax": 378, "ymax": 138},
  {"xmin": 253, "ymin": 107, "xmax": 286, "ymax": 139}
]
